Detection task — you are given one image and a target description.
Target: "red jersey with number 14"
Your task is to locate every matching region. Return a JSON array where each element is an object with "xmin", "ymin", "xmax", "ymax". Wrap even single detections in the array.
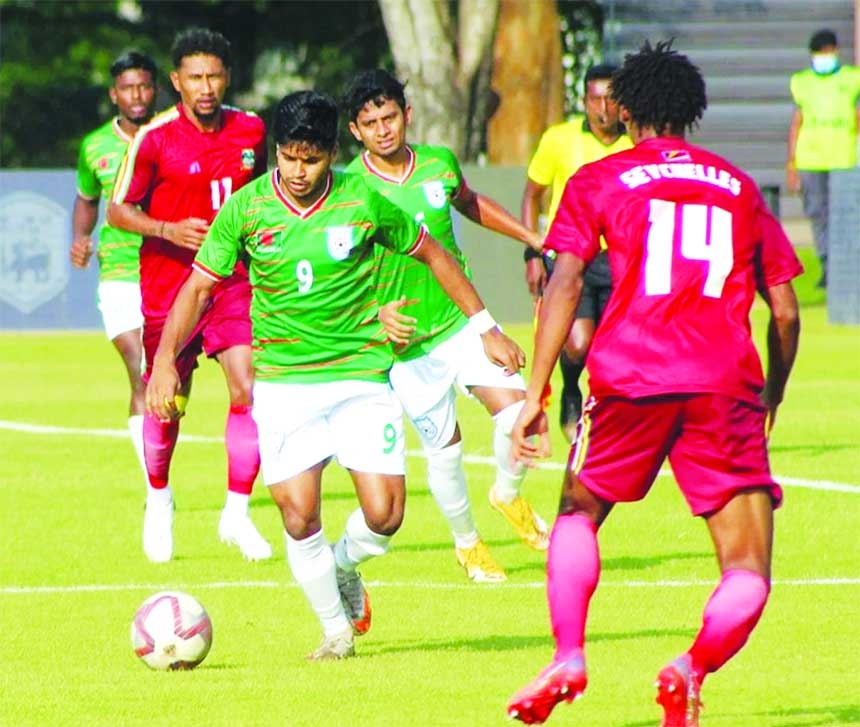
[
  {"xmin": 112, "ymin": 103, "xmax": 267, "ymax": 317},
  {"xmin": 544, "ymin": 136, "xmax": 803, "ymax": 405}
]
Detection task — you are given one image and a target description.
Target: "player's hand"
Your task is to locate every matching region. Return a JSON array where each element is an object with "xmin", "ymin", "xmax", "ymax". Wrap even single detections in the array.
[
  {"xmin": 70, "ymin": 235, "xmax": 94, "ymax": 269},
  {"xmin": 145, "ymin": 362, "xmax": 183, "ymax": 422},
  {"xmin": 785, "ymin": 165, "xmax": 801, "ymax": 195},
  {"xmin": 526, "ymin": 231, "xmax": 544, "ymax": 254},
  {"xmin": 480, "ymin": 328, "xmax": 525, "ymax": 375},
  {"xmin": 164, "ymin": 217, "xmax": 210, "ymax": 251},
  {"xmin": 379, "ymin": 296, "xmax": 419, "ymax": 344},
  {"xmin": 525, "ymin": 257, "xmax": 547, "ymax": 298},
  {"xmin": 761, "ymin": 387, "xmax": 780, "ymax": 438},
  {"xmin": 510, "ymin": 396, "xmax": 550, "ymax": 466}
]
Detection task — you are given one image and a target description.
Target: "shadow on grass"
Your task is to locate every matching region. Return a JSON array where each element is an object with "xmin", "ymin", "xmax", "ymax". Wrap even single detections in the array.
[
  {"xmin": 365, "ymin": 626, "xmax": 694, "ymax": 657},
  {"xmin": 768, "ymin": 442, "xmax": 858, "ymax": 456},
  {"xmin": 763, "ymin": 704, "xmax": 860, "ymax": 726}
]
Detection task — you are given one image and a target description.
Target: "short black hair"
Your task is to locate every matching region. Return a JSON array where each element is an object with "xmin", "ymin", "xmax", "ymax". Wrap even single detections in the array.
[
  {"xmin": 342, "ymin": 69, "xmax": 407, "ymax": 122},
  {"xmin": 110, "ymin": 51, "xmax": 157, "ymax": 80},
  {"xmin": 272, "ymin": 91, "xmax": 339, "ymax": 151},
  {"xmin": 809, "ymin": 29, "xmax": 838, "ymax": 52},
  {"xmin": 584, "ymin": 63, "xmax": 617, "ymax": 84},
  {"xmin": 171, "ymin": 28, "xmax": 232, "ymax": 69},
  {"xmin": 611, "ymin": 40, "xmax": 706, "ymax": 136}
]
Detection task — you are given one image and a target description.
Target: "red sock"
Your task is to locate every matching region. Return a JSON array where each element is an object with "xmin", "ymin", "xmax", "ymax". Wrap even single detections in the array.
[
  {"xmin": 547, "ymin": 513, "xmax": 600, "ymax": 662},
  {"xmin": 225, "ymin": 404, "xmax": 260, "ymax": 496},
  {"xmin": 688, "ymin": 568, "xmax": 770, "ymax": 678},
  {"xmin": 143, "ymin": 415, "xmax": 179, "ymax": 489}
]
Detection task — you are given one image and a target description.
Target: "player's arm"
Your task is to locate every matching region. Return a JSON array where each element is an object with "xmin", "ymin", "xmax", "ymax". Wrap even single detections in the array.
[
  {"xmin": 511, "ymin": 251, "xmax": 586, "ymax": 463},
  {"xmin": 411, "ymin": 233, "xmax": 525, "ymax": 374},
  {"xmin": 452, "ymin": 184, "xmax": 542, "ymax": 252},
  {"xmin": 145, "ymin": 269, "xmax": 217, "ymax": 421},
  {"xmin": 107, "ymin": 201, "xmax": 209, "ymax": 252},
  {"xmin": 758, "ymin": 281, "xmax": 800, "ymax": 433},
  {"xmin": 785, "ymin": 108, "xmax": 803, "ymax": 194},
  {"xmin": 520, "ymin": 177, "xmax": 550, "ymax": 297},
  {"xmin": 70, "ymin": 195, "xmax": 99, "ymax": 269}
]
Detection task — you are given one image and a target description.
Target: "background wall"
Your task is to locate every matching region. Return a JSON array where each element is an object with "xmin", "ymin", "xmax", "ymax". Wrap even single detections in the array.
[{"xmin": 0, "ymin": 166, "xmax": 534, "ymax": 331}]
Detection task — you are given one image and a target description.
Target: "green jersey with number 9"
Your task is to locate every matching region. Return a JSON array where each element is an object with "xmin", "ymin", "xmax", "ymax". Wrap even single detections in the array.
[{"xmin": 194, "ymin": 169, "xmax": 425, "ymax": 384}]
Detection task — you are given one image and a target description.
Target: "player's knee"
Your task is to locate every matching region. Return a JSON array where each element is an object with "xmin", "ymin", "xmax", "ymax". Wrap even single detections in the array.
[
  {"xmin": 493, "ymin": 399, "xmax": 525, "ymax": 436},
  {"xmin": 363, "ymin": 509, "xmax": 403, "ymax": 537}
]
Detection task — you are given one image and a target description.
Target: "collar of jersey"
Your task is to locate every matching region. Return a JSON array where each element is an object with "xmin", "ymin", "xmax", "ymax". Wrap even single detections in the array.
[
  {"xmin": 271, "ymin": 169, "xmax": 332, "ymax": 218},
  {"xmin": 360, "ymin": 145, "xmax": 416, "ymax": 184}
]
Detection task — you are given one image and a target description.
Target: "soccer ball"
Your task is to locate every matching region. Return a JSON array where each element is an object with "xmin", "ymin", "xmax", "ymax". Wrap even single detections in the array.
[{"xmin": 131, "ymin": 591, "xmax": 213, "ymax": 670}]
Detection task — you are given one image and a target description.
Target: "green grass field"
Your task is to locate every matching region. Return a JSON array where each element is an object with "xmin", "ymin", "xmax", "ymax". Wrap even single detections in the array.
[{"xmin": 1, "ymin": 247, "xmax": 858, "ymax": 727}]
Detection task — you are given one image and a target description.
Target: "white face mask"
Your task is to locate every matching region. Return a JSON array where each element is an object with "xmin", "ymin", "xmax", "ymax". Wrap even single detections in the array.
[{"xmin": 811, "ymin": 53, "xmax": 839, "ymax": 75}]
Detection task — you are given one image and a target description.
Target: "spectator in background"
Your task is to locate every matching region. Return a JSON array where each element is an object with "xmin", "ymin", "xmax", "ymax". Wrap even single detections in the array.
[
  {"xmin": 521, "ymin": 64, "xmax": 631, "ymax": 442},
  {"xmin": 70, "ymin": 51, "xmax": 158, "ymax": 484},
  {"xmin": 787, "ymin": 28, "xmax": 860, "ymax": 288},
  {"xmin": 109, "ymin": 28, "xmax": 271, "ymax": 564}
]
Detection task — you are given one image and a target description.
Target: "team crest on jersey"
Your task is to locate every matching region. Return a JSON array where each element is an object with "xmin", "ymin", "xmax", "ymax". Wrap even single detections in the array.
[
  {"xmin": 326, "ymin": 226, "xmax": 354, "ymax": 261},
  {"xmin": 662, "ymin": 149, "xmax": 692, "ymax": 162},
  {"xmin": 241, "ymin": 148, "xmax": 256, "ymax": 170},
  {"xmin": 422, "ymin": 181, "xmax": 447, "ymax": 209},
  {"xmin": 0, "ymin": 191, "xmax": 69, "ymax": 314}
]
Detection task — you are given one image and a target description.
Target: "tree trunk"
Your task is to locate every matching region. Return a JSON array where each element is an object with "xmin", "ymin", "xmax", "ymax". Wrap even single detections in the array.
[
  {"xmin": 377, "ymin": 0, "xmax": 499, "ymax": 158},
  {"xmin": 487, "ymin": 0, "xmax": 563, "ymax": 165}
]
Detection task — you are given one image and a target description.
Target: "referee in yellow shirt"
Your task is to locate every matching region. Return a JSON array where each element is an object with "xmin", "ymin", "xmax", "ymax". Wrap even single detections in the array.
[{"xmin": 521, "ymin": 64, "xmax": 631, "ymax": 441}]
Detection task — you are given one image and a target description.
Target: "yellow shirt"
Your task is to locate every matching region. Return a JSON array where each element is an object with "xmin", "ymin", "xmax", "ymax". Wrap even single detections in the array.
[{"xmin": 527, "ymin": 115, "xmax": 632, "ymax": 226}]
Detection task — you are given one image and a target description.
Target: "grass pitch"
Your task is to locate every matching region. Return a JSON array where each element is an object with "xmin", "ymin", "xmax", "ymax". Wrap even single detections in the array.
[{"xmin": 0, "ymin": 248, "xmax": 857, "ymax": 727}]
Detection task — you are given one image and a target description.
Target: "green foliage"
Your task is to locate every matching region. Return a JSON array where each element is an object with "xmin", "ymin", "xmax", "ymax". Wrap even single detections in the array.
[
  {"xmin": 557, "ymin": 0, "xmax": 604, "ymax": 117},
  {"xmin": 0, "ymin": 0, "xmax": 389, "ymax": 168}
]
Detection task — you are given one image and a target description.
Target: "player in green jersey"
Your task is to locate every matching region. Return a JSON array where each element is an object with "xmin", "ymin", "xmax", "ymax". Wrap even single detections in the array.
[
  {"xmin": 343, "ymin": 69, "xmax": 547, "ymax": 584},
  {"xmin": 70, "ymin": 51, "xmax": 157, "ymax": 482},
  {"xmin": 144, "ymin": 91, "xmax": 524, "ymax": 659}
]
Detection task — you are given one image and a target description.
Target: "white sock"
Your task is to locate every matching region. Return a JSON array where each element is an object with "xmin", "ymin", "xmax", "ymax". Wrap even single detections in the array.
[
  {"xmin": 426, "ymin": 441, "xmax": 479, "ymax": 550},
  {"xmin": 146, "ymin": 484, "xmax": 172, "ymax": 507},
  {"xmin": 222, "ymin": 490, "xmax": 250, "ymax": 519},
  {"xmin": 490, "ymin": 401, "xmax": 526, "ymax": 505},
  {"xmin": 333, "ymin": 508, "xmax": 391, "ymax": 572},
  {"xmin": 285, "ymin": 530, "xmax": 350, "ymax": 637},
  {"xmin": 128, "ymin": 415, "xmax": 147, "ymax": 482}
]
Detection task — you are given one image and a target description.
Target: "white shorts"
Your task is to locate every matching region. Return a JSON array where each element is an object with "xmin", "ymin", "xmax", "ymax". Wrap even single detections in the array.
[
  {"xmin": 389, "ymin": 323, "xmax": 525, "ymax": 448},
  {"xmin": 97, "ymin": 281, "xmax": 142, "ymax": 341},
  {"xmin": 252, "ymin": 379, "xmax": 406, "ymax": 485}
]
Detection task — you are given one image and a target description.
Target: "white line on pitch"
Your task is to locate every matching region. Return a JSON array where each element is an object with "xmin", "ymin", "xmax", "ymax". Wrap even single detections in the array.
[
  {"xmin": 0, "ymin": 419, "xmax": 857, "ymax": 494},
  {"xmin": 0, "ymin": 420, "xmax": 860, "ymax": 495},
  {"xmin": 2, "ymin": 577, "xmax": 859, "ymax": 595}
]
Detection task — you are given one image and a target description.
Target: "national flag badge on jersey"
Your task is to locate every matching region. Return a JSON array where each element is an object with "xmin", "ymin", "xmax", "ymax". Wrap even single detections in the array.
[
  {"xmin": 241, "ymin": 148, "xmax": 256, "ymax": 170},
  {"xmin": 422, "ymin": 181, "xmax": 447, "ymax": 209},
  {"xmin": 327, "ymin": 226, "xmax": 354, "ymax": 261},
  {"xmin": 661, "ymin": 149, "xmax": 692, "ymax": 162}
]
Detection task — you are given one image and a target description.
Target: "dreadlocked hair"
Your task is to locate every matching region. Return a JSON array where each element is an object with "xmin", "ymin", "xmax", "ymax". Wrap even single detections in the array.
[{"xmin": 611, "ymin": 39, "xmax": 707, "ymax": 136}]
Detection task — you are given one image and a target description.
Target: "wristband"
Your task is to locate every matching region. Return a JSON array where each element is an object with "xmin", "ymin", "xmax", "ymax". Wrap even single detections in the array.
[
  {"xmin": 524, "ymin": 247, "xmax": 542, "ymax": 262},
  {"xmin": 470, "ymin": 308, "xmax": 497, "ymax": 334}
]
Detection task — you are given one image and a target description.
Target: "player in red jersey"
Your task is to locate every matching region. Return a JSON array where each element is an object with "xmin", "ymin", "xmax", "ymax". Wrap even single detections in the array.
[
  {"xmin": 506, "ymin": 41, "xmax": 802, "ymax": 726},
  {"xmin": 108, "ymin": 28, "xmax": 271, "ymax": 564}
]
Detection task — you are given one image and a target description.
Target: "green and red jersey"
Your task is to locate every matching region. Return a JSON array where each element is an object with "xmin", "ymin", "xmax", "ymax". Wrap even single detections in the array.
[
  {"xmin": 345, "ymin": 144, "xmax": 471, "ymax": 360},
  {"xmin": 194, "ymin": 169, "xmax": 426, "ymax": 383},
  {"xmin": 76, "ymin": 118, "xmax": 141, "ymax": 282}
]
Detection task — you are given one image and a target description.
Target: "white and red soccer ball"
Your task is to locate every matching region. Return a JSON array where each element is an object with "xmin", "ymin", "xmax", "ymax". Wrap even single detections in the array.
[{"xmin": 131, "ymin": 591, "xmax": 213, "ymax": 670}]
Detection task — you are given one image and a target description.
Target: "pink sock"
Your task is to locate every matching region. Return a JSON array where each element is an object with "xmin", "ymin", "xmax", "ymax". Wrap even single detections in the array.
[
  {"xmin": 547, "ymin": 512, "xmax": 600, "ymax": 663},
  {"xmin": 143, "ymin": 415, "xmax": 179, "ymax": 489},
  {"xmin": 225, "ymin": 404, "xmax": 260, "ymax": 496},
  {"xmin": 688, "ymin": 568, "xmax": 770, "ymax": 678}
]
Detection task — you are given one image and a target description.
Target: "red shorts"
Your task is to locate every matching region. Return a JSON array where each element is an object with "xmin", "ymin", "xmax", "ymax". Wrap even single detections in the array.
[
  {"xmin": 568, "ymin": 393, "xmax": 782, "ymax": 516},
  {"xmin": 143, "ymin": 275, "xmax": 252, "ymax": 382}
]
